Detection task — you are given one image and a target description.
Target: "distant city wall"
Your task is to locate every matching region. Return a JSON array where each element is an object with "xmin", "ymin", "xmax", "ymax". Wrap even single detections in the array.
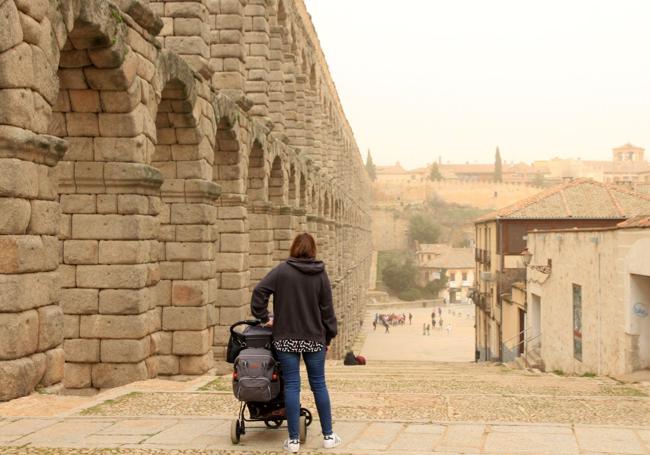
[
  {"xmin": 371, "ymin": 208, "xmax": 409, "ymax": 251},
  {"xmin": 371, "ymin": 180, "xmax": 542, "ymax": 251},
  {"xmin": 373, "ymin": 180, "xmax": 542, "ymax": 210}
]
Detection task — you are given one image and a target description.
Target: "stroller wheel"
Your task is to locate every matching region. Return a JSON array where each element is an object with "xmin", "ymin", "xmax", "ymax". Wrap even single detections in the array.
[
  {"xmin": 264, "ymin": 419, "xmax": 283, "ymax": 428},
  {"xmin": 230, "ymin": 419, "xmax": 241, "ymax": 445},
  {"xmin": 299, "ymin": 415, "xmax": 307, "ymax": 443},
  {"xmin": 300, "ymin": 407, "xmax": 313, "ymax": 427}
]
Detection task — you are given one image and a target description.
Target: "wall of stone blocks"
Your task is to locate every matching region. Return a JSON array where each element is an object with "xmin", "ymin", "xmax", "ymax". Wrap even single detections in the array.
[{"xmin": 0, "ymin": 0, "xmax": 373, "ymax": 402}]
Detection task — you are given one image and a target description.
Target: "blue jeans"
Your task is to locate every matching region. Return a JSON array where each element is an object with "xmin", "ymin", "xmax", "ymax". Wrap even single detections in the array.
[{"xmin": 277, "ymin": 349, "xmax": 333, "ymax": 440}]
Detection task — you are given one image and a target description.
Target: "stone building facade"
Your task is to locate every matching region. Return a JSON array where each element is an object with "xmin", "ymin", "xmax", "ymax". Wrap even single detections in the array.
[
  {"xmin": 526, "ymin": 218, "xmax": 650, "ymax": 376},
  {"xmin": 0, "ymin": 0, "xmax": 372, "ymax": 401}
]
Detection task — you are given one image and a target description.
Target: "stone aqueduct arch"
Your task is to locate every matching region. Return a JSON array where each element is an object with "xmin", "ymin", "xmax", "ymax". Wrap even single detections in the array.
[{"xmin": 0, "ymin": 0, "xmax": 372, "ymax": 401}]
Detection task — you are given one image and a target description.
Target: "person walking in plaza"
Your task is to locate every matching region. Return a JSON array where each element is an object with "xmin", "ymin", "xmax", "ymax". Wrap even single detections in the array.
[
  {"xmin": 426, "ymin": 324, "xmax": 431, "ymax": 335},
  {"xmin": 382, "ymin": 318, "xmax": 390, "ymax": 334},
  {"xmin": 251, "ymin": 233, "xmax": 342, "ymax": 453},
  {"xmin": 432, "ymin": 318, "xmax": 436, "ymax": 329},
  {"xmin": 372, "ymin": 319, "xmax": 377, "ymax": 331},
  {"xmin": 422, "ymin": 323, "xmax": 426, "ymax": 335},
  {"xmin": 409, "ymin": 312, "xmax": 413, "ymax": 325},
  {"xmin": 438, "ymin": 306, "xmax": 442, "ymax": 318}
]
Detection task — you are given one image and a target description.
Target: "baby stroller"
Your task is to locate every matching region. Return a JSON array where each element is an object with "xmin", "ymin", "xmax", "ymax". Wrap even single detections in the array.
[{"xmin": 227, "ymin": 320, "xmax": 313, "ymax": 445}]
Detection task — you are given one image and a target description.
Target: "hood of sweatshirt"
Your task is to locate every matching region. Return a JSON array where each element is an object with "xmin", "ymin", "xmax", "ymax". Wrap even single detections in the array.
[{"xmin": 286, "ymin": 257, "xmax": 325, "ymax": 275}]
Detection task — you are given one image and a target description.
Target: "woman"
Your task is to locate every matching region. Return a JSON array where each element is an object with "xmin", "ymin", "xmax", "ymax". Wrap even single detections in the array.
[{"xmin": 251, "ymin": 233, "xmax": 342, "ymax": 453}]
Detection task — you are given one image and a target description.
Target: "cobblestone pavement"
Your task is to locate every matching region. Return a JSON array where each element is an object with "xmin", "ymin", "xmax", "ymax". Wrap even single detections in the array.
[{"xmin": 2, "ymin": 306, "xmax": 650, "ymax": 454}]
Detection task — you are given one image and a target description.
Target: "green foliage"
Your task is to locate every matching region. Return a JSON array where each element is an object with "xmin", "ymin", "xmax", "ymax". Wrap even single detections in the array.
[
  {"xmin": 365, "ymin": 150, "xmax": 377, "ymax": 181},
  {"xmin": 494, "ymin": 147, "xmax": 503, "ymax": 182},
  {"xmin": 425, "ymin": 269, "xmax": 448, "ymax": 297},
  {"xmin": 407, "ymin": 214, "xmax": 441, "ymax": 244},
  {"xmin": 429, "ymin": 162, "xmax": 443, "ymax": 181},
  {"xmin": 398, "ymin": 288, "xmax": 423, "ymax": 301},
  {"xmin": 381, "ymin": 257, "xmax": 417, "ymax": 293}
]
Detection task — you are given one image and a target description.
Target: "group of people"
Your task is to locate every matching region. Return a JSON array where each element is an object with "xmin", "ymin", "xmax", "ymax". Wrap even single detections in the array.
[
  {"xmin": 423, "ymin": 307, "xmax": 452, "ymax": 335},
  {"xmin": 372, "ymin": 312, "xmax": 408, "ymax": 333},
  {"xmin": 371, "ymin": 308, "xmax": 454, "ymax": 336}
]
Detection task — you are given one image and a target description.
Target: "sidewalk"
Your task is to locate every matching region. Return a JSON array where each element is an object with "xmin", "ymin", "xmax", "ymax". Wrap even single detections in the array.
[{"xmin": 2, "ymin": 416, "xmax": 650, "ymax": 454}]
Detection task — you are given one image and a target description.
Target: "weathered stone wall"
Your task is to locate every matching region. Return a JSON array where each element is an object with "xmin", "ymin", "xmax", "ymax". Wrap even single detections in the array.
[
  {"xmin": 0, "ymin": 0, "xmax": 372, "ymax": 401},
  {"xmin": 527, "ymin": 228, "xmax": 650, "ymax": 376}
]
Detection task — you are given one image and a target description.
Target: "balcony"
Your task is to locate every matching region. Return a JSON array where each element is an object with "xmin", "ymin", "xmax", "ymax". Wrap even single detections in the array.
[{"xmin": 475, "ymin": 249, "xmax": 491, "ymax": 266}]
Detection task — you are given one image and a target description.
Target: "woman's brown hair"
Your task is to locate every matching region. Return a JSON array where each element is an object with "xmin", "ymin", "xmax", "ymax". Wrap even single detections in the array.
[{"xmin": 289, "ymin": 233, "xmax": 317, "ymax": 259}]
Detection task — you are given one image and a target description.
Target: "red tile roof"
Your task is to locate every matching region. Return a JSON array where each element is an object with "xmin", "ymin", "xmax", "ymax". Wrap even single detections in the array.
[{"xmin": 476, "ymin": 178, "xmax": 650, "ymax": 222}]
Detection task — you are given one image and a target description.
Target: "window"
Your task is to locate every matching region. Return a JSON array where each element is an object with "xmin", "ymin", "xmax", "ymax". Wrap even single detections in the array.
[
  {"xmin": 450, "ymin": 272, "xmax": 456, "ymax": 282},
  {"xmin": 573, "ymin": 284, "xmax": 582, "ymax": 361},
  {"xmin": 462, "ymin": 272, "xmax": 468, "ymax": 281}
]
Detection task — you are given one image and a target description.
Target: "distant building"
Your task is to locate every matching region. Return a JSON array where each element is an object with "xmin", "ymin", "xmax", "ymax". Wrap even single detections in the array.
[
  {"xmin": 526, "ymin": 216, "xmax": 650, "ymax": 376},
  {"xmin": 534, "ymin": 143, "xmax": 650, "ymax": 186},
  {"xmin": 474, "ymin": 179, "xmax": 650, "ymax": 362},
  {"xmin": 415, "ymin": 243, "xmax": 475, "ymax": 303}
]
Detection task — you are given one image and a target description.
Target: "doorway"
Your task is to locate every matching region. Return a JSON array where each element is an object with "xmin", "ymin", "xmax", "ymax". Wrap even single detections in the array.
[
  {"xmin": 630, "ymin": 274, "xmax": 650, "ymax": 370},
  {"xmin": 529, "ymin": 294, "xmax": 541, "ymax": 339}
]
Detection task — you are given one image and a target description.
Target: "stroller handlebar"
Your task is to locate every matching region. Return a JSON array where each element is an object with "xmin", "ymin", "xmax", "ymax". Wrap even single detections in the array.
[{"xmin": 229, "ymin": 319, "xmax": 263, "ymax": 335}]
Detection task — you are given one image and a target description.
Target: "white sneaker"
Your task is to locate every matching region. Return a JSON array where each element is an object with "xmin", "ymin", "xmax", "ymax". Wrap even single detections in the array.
[
  {"xmin": 323, "ymin": 432, "xmax": 342, "ymax": 449},
  {"xmin": 283, "ymin": 438, "xmax": 300, "ymax": 453}
]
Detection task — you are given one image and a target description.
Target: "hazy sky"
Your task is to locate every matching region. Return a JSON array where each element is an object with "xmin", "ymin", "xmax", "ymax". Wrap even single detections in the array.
[{"xmin": 304, "ymin": 0, "xmax": 650, "ymax": 169}]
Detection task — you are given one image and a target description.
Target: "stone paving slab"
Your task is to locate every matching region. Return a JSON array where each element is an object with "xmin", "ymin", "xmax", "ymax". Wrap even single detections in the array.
[{"xmin": 574, "ymin": 427, "xmax": 647, "ymax": 454}]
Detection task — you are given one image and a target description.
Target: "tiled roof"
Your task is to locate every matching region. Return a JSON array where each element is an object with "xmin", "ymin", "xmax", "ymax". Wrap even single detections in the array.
[
  {"xmin": 375, "ymin": 163, "xmax": 407, "ymax": 175},
  {"xmin": 476, "ymin": 178, "xmax": 650, "ymax": 222},
  {"xmin": 617, "ymin": 215, "xmax": 650, "ymax": 229},
  {"xmin": 417, "ymin": 243, "xmax": 451, "ymax": 254},
  {"xmin": 427, "ymin": 248, "xmax": 475, "ymax": 269}
]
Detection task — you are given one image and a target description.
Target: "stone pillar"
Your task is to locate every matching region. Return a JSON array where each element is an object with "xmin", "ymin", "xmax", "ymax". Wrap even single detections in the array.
[
  {"xmin": 293, "ymin": 207, "xmax": 307, "ymax": 235},
  {"xmin": 272, "ymin": 205, "xmax": 293, "ymax": 264},
  {"xmin": 214, "ymin": 194, "xmax": 251, "ymax": 358},
  {"xmin": 268, "ymin": 22, "xmax": 285, "ymax": 133},
  {"xmin": 59, "ymin": 164, "xmax": 162, "ymax": 390},
  {"xmin": 306, "ymin": 213, "xmax": 319, "ymax": 244},
  {"xmin": 0, "ymin": 128, "xmax": 66, "ymax": 401},
  {"xmin": 209, "ymin": 0, "xmax": 246, "ymax": 97},
  {"xmin": 282, "ymin": 53, "xmax": 297, "ymax": 142},
  {"xmin": 150, "ymin": 0, "xmax": 213, "ymax": 80},
  {"xmin": 248, "ymin": 201, "xmax": 273, "ymax": 288},
  {"xmin": 244, "ymin": 0, "xmax": 270, "ymax": 119},
  {"xmin": 293, "ymin": 74, "xmax": 307, "ymax": 148},
  {"xmin": 157, "ymin": 183, "xmax": 220, "ymax": 376}
]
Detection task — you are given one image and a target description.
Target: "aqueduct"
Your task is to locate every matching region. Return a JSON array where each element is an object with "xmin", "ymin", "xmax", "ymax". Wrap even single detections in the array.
[{"xmin": 0, "ymin": 0, "xmax": 372, "ymax": 400}]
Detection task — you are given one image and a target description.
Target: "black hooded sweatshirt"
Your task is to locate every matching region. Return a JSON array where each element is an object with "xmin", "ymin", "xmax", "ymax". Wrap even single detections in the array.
[{"xmin": 250, "ymin": 257, "xmax": 338, "ymax": 346}]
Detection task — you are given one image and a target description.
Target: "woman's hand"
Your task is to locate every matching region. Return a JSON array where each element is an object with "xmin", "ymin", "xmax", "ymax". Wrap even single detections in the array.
[{"xmin": 263, "ymin": 320, "xmax": 274, "ymax": 328}]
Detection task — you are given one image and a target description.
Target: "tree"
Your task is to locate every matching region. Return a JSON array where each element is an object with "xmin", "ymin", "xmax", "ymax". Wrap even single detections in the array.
[
  {"xmin": 494, "ymin": 147, "xmax": 503, "ymax": 182},
  {"xmin": 381, "ymin": 258, "xmax": 416, "ymax": 293},
  {"xmin": 429, "ymin": 162, "xmax": 443, "ymax": 181},
  {"xmin": 407, "ymin": 213, "xmax": 441, "ymax": 244},
  {"xmin": 365, "ymin": 149, "xmax": 377, "ymax": 181},
  {"xmin": 425, "ymin": 269, "xmax": 449, "ymax": 297}
]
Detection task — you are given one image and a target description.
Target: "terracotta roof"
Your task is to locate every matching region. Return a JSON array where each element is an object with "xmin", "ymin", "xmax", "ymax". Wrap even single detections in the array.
[
  {"xmin": 426, "ymin": 248, "xmax": 475, "ymax": 269},
  {"xmin": 617, "ymin": 215, "xmax": 650, "ymax": 229},
  {"xmin": 476, "ymin": 178, "xmax": 650, "ymax": 222},
  {"xmin": 417, "ymin": 243, "xmax": 452, "ymax": 254},
  {"xmin": 375, "ymin": 163, "xmax": 407, "ymax": 175}
]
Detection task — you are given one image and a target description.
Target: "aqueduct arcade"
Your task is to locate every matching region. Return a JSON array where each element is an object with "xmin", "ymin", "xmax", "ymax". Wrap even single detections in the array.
[{"xmin": 0, "ymin": 0, "xmax": 372, "ymax": 400}]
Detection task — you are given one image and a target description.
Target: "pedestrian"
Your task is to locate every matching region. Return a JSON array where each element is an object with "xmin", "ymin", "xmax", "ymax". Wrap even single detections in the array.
[
  {"xmin": 382, "ymin": 319, "xmax": 390, "ymax": 334},
  {"xmin": 426, "ymin": 324, "xmax": 431, "ymax": 335},
  {"xmin": 251, "ymin": 233, "xmax": 341, "ymax": 453},
  {"xmin": 372, "ymin": 319, "xmax": 377, "ymax": 331},
  {"xmin": 432, "ymin": 318, "xmax": 436, "ymax": 328},
  {"xmin": 439, "ymin": 318, "xmax": 444, "ymax": 329},
  {"xmin": 409, "ymin": 313, "xmax": 413, "ymax": 325},
  {"xmin": 446, "ymin": 323, "xmax": 452, "ymax": 335},
  {"xmin": 422, "ymin": 323, "xmax": 426, "ymax": 335},
  {"xmin": 438, "ymin": 307, "xmax": 442, "ymax": 317}
]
